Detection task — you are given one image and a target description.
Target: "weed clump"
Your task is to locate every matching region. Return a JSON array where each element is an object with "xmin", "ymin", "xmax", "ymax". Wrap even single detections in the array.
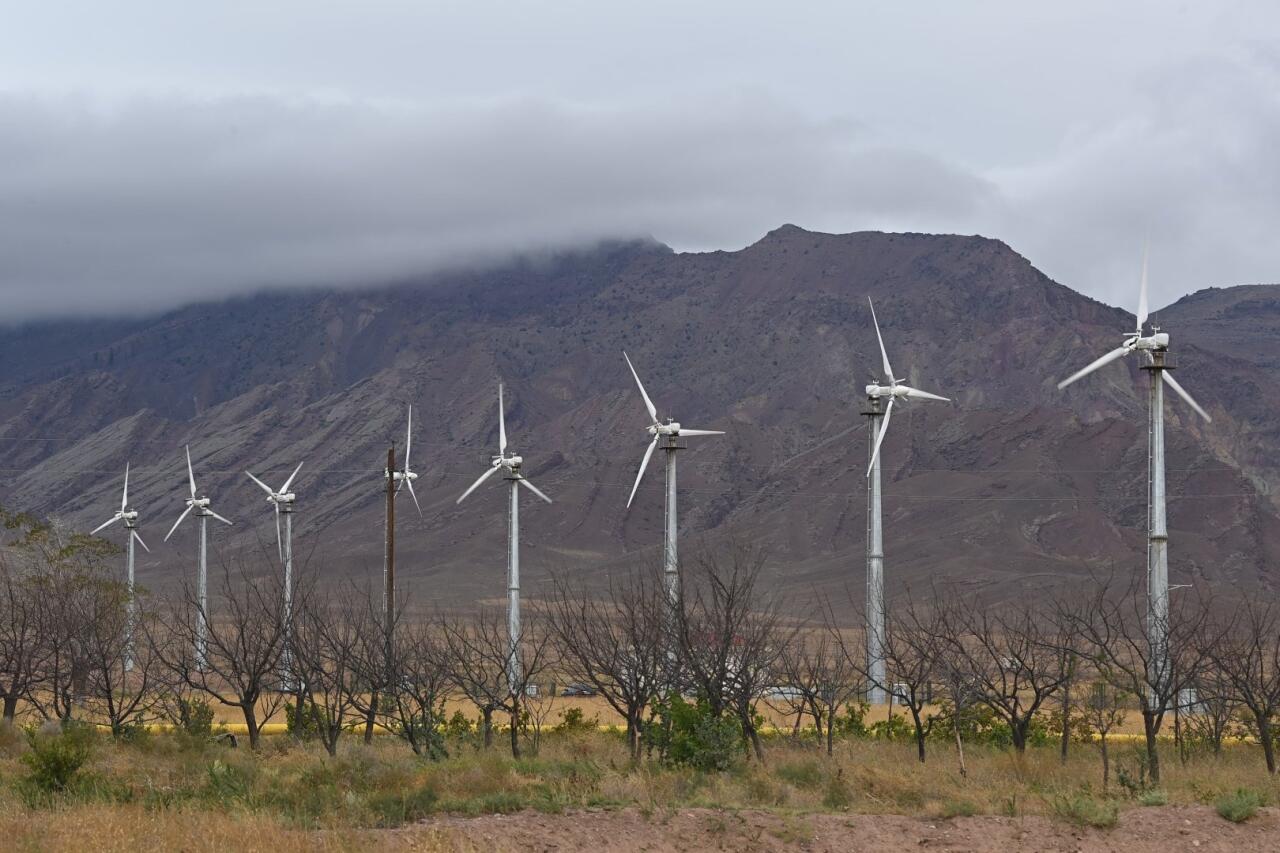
[
  {"xmin": 1215, "ymin": 788, "xmax": 1265, "ymax": 823},
  {"xmin": 21, "ymin": 723, "xmax": 95, "ymax": 794},
  {"xmin": 1049, "ymin": 793, "xmax": 1118, "ymax": 828}
]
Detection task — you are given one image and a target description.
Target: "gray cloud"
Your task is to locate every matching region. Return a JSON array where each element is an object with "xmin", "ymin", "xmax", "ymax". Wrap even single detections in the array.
[{"xmin": 1, "ymin": 2, "xmax": 1278, "ymax": 320}]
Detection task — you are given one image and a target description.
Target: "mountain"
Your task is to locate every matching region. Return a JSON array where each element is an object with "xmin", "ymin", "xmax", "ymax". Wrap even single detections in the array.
[{"xmin": 1, "ymin": 226, "xmax": 1276, "ymax": 611}]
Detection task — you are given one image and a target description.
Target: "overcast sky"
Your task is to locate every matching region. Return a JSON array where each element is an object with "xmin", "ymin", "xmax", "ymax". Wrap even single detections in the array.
[{"xmin": 2, "ymin": 1, "xmax": 1278, "ymax": 320}]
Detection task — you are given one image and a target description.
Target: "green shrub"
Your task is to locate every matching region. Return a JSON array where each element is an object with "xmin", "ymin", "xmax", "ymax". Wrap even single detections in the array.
[
  {"xmin": 835, "ymin": 702, "xmax": 870, "ymax": 738},
  {"xmin": 554, "ymin": 707, "xmax": 599, "ymax": 735},
  {"xmin": 365, "ymin": 783, "xmax": 440, "ymax": 827},
  {"xmin": 821, "ymin": 770, "xmax": 852, "ymax": 811},
  {"xmin": 284, "ymin": 698, "xmax": 322, "ymax": 740},
  {"xmin": 1215, "ymin": 788, "xmax": 1265, "ymax": 823},
  {"xmin": 171, "ymin": 697, "xmax": 215, "ymax": 738},
  {"xmin": 1137, "ymin": 789, "xmax": 1168, "ymax": 807},
  {"xmin": 203, "ymin": 758, "xmax": 255, "ymax": 805},
  {"xmin": 1050, "ymin": 793, "xmax": 1118, "ymax": 828},
  {"xmin": 21, "ymin": 723, "xmax": 95, "ymax": 793},
  {"xmin": 939, "ymin": 799, "xmax": 977, "ymax": 818},
  {"xmin": 648, "ymin": 694, "xmax": 743, "ymax": 772}
]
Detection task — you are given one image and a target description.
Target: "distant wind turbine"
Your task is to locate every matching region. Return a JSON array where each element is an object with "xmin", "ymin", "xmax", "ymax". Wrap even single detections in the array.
[
  {"xmin": 1057, "ymin": 245, "xmax": 1211, "ymax": 701},
  {"xmin": 457, "ymin": 383, "xmax": 552, "ymax": 694},
  {"xmin": 382, "ymin": 406, "xmax": 420, "ymax": 626},
  {"xmin": 863, "ymin": 298, "xmax": 950, "ymax": 705},
  {"xmin": 622, "ymin": 351, "xmax": 723, "ymax": 610},
  {"xmin": 164, "ymin": 446, "xmax": 233, "ymax": 670},
  {"xmin": 246, "ymin": 460, "xmax": 304, "ymax": 684},
  {"xmin": 90, "ymin": 463, "xmax": 149, "ymax": 671}
]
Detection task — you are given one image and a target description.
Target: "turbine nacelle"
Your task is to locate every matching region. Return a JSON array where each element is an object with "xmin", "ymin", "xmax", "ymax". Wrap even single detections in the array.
[
  {"xmin": 1130, "ymin": 331, "xmax": 1170, "ymax": 351},
  {"xmin": 649, "ymin": 420, "xmax": 681, "ymax": 436}
]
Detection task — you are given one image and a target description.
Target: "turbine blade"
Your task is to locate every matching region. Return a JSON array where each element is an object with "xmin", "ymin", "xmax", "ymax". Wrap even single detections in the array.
[
  {"xmin": 405, "ymin": 477, "xmax": 423, "ymax": 515},
  {"xmin": 518, "ymin": 477, "xmax": 553, "ymax": 504},
  {"xmin": 678, "ymin": 429, "xmax": 725, "ymax": 436},
  {"xmin": 281, "ymin": 460, "xmax": 304, "ymax": 493},
  {"xmin": 626, "ymin": 437, "xmax": 659, "ymax": 508},
  {"xmin": 868, "ymin": 297, "xmax": 894, "ymax": 382},
  {"xmin": 133, "ymin": 530, "xmax": 150, "ymax": 553},
  {"xmin": 866, "ymin": 397, "xmax": 895, "ymax": 477},
  {"xmin": 1136, "ymin": 241, "xmax": 1149, "ymax": 333},
  {"xmin": 90, "ymin": 515, "xmax": 122, "ymax": 535},
  {"xmin": 622, "ymin": 351, "xmax": 659, "ymax": 423},
  {"xmin": 246, "ymin": 470, "xmax": 275, "ymax": 496},
  {"xmin": 1056, "ymin": 345, "xmax": 1131, "ymax": 390},
  {"xmin": 275, "ymin": 504, "xmax": 283, "ymax": 564},
  {"xmin": 900, "ymin": 385, "xmax": 950, "ymax": 402},
  {"xmin": 185, "ymin": 445, "xmax": 197, "ymax": 498},
  {"xmin": 1163, "ymin": 371, "xmax": 1212, "ymax": 422},
  {"xmin": 457, "ymin": 465, "xmax": 499, "ymax": 504},
  {"xmin": 498, "ymin": 383, "xmax": 508, "ymax": 455},
  {"xmin": 165, "ymin": 504, "xmax": 194, "ymax": 542},
  {"xmin": 121, "ymin": 462, "xmax": 129, "ymax": 512},
  {"xmin": 207, "ymin": 508, "xmax": 234, "ymax": 527},
  {"xmin": 404, "ymin": 402, "xmax": 414, "ymax": 468}
]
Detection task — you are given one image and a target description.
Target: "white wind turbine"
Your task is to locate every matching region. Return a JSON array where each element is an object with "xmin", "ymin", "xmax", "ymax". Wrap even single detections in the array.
[
  {"xmin": 381, "ymin": 406, "xmax": 421, "ymax": 626},
  {"xmin": 164, "ymin": 446, "xmax": 233, "ymax": 669},
  {"xmin": 622, "ymin": 351, "xmax": 723, "ymax": 609},
  {"xmin": 457, "ymin": 383, "xmax": 552, "ymax": 694},
  {"xmin": 1056, "ymin": 246, "xmax": 1211, "ymax": 702},
  {"xmin": 246, "ymin": 460, "xmax": 304, "ymax": 682},
  {"xmin": 863, "ymin": 298, "xmax": 950, "ymax": 705},
  {"xmin": 90, "ymin": 463, "xmax": 149, "ymax": 671}
]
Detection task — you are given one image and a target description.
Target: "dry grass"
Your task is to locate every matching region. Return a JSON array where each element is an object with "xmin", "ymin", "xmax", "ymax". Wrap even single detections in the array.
[{"xmin": 4, "ymin": 723, "xmax": 1280, "ymax": 850}]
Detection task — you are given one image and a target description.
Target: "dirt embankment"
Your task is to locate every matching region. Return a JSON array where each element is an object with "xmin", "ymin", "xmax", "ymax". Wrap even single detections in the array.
[{"xmin": 392, "ymin": 805, "xmax": 1280, "ymax": 852}]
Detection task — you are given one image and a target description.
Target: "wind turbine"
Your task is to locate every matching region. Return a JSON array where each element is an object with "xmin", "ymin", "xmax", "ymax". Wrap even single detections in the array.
[
  {"xmin": 863, "ymin": 298, "xmax": 950, "ymax": 705},
  {"xmin": 1056, "ymin": 246, "xmax": 1211, "ymax": 703},
  {"xmin": 164, "ymin": 446, "xmax": 233, "ymax": 669},
  {"xmin": 246, "ymin": 460, "xmax": 304, "ymax": 683},
  {"xmin": 382, "ymin": 406, "xmax": 421, "ymax": 626},
  {"xmin": 622, "ymin": 351, "xmax": 723, "ymax": 610},
  {"xmin": 457, "ymin": 383, "xmax": 552, "ymax": 694},
  {"xmin": 90, "ymin": 463, "xmax": 149, "ymax": 671}
]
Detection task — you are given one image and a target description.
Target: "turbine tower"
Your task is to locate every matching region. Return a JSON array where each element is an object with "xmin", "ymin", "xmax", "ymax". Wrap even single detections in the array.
[
  {"xmin": 457, "ymin": 383, "xmax": 552, "ymax": 694},
  {"xmin": 1056, "ymin": 247, "xmax": 1211, "ymax": 703},
  {"xmin": 90, "ymin": 463, "xmax": 149, "ymax": 671},
  {"xmin": 383, "ymin": 407, "xmax": 421, "ymax": 626},
  {"xmin": 164, "ymin": 446, "xmax": 233, "ymax": 669},
  {"xmin": 863, "ymin": 298, "xmax": 950, "ymax": 705},
  {"xmin": 622, "ymin": 351, "xmax": 723, "ymax": 610},
  {"xmin": 246, "ymin": 460, "xmax": 304, "ymax": 682}
]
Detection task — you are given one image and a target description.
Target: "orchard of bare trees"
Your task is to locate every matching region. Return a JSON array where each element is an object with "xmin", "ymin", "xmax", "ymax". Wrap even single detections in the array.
[{"xmin": 5, "ymin": 507, "xmax": 1280, "ymax": 791}]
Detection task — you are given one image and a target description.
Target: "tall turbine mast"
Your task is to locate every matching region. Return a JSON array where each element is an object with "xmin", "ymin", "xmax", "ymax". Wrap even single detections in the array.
[
  {"xmin": 90, "ymin": 463, "xmax": 150, "ymax": 671},
  {"xmin": 1057, "ymin": 245, "xmax": 1211, "ymax": 704},
  {"xmin": 164, "ymin": 446, "xmax": 232, "ymax": 670},
  {"xmin": 863, "ymin": 298, "xmax": 950, "ymax": 705},
  {"xmin": 622, "ymin": 352, "xmax": 723, "ymax": 613},
  {"xmin": 246, "ymin": 460, "xmax": 304, "ymax": 685},
  {"xmin": 457, "ymin": 383, "xmax": 552, "ymax": 695},
  {"xmin": 383, "ymin": 407, "xmax": 421, "ymax": 627}
]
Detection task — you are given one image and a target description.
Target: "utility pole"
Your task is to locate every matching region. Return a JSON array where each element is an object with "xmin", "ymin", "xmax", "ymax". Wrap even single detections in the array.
[{"xmin": 384, "ymin": 443, "xmax": 396, "ymax": 626}]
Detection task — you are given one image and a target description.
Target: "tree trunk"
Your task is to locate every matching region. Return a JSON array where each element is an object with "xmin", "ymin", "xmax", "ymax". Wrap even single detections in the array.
[
  {"xmin": 509, "ymin": 706, "xmax": 521, "ymax": 758},
  {"xmin": 363, "ymin": 691, "xmax": 378, "ymax": 744},
  {"xmin": 953, "ymin": 712, "xmax": 967, "ymax": 779},
  {"xmin": 482, "ymin": 707, "xmax": 494, "ymax": 748},
  {"xmin": 910, "ymin": 707, "xmax": 926, "ymax": 763},
  {"xmin": 826, "ymin": 714, "xmax": 835, "ymax": 757},
  {"xmin": 1011, "ymin": 717, "xmax": 1028, "ymax": 753},
  {"xmin": 1059, "ymin": 682, "xmax": 1071, "ymax": 764},
  {"xmin": 1143, "ymin": 712, "xmax": 1161, "ymax": 784},
  {"xmin": 2, "ymin": 694, "xmax": 16, "ymax": 723},
  {"xmin": 243, "ymin": 703, "xmax": 261, "ymax": 749},
  {"xmin": 1257, "ymin": 714, "xmax": 1276, "ymax": 774},
  {"xmin": 1101, "ymin": 733, "xmax": 1110, "ymax": 791}
]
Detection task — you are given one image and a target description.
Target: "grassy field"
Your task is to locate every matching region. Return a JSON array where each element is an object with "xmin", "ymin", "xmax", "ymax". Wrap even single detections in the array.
[{"xmin": 2, "ymin": 717, "xmax": 1280, "ymax": 851}]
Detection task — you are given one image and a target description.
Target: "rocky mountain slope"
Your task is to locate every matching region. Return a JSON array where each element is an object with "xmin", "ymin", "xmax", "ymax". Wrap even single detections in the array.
[{"xmin": 1, "ymin": 226, "xmax": 1275, "ymax": 611}]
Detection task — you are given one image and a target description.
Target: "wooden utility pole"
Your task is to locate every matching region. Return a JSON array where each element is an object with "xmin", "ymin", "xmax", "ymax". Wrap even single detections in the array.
[{"xmin": 384, "ymin": 443, "xmax": 396, "ymax": 625}]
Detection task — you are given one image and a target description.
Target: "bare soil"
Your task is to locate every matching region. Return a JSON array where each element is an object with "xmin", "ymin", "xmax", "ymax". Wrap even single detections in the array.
[{"xmin": 391, "ymin": 805, "xmax": 1280, "ymax": 852}]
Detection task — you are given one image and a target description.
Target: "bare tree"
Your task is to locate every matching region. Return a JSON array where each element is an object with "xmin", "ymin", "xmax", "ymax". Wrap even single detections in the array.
[
  {"xmin": 80, "ymin": 579, "xmax": 165, "ymax": 735},
  {"xmin": 773, "ymin": 612, "xmax": 862, "ymax": 756},
  {"xmin": 865, "ymin": 590, "xmax": 945, "ymax": 763},
  {"xmin": 678, "ymin": 544, "xmax": 791, "ymax": 762},
  {"xmin": 0, "ymin": 561, "xmax": 42, "ymax": 723},
  {"xmin": 546, "ymin": 566, "xmax": 667, "ymax": 761},
  {"xmin": 441, "ymin": 607, "xmax": 554, "ymax": 757},
  {"xmin": 381, "ymin": 611, "xmax": 450, "ymax": 758},
  {"xmin": 1083, "ymin": 680, "xmax": 1127, "ymax": 791},
  {"xmin": 291, "ymin": 584, "xmax": 367, "ymax": 755},
  {"xmin": 1199, "ymin": 599, "xmax": 1280, "ymax": 773},
  {"xmin": 1062, "ymin": 573, "xmax": 1211, "ymax": 784},
  {"xmin": 935, "ymin": 594, "xmax": 1074, "ymax": 754},
  {"xmin": 153, "ymin": 561, "xmax": 288, "ymax": 748}
]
